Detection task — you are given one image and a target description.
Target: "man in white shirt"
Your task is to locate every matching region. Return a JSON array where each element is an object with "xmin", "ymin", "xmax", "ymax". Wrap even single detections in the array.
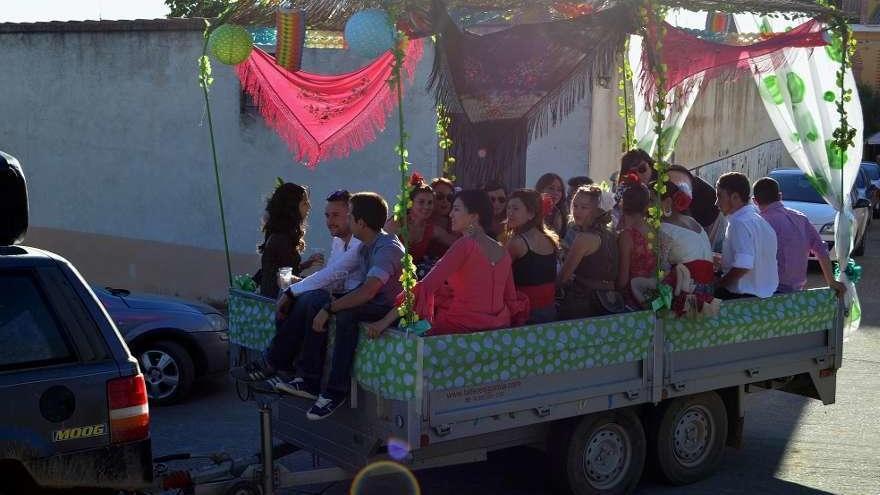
[
  {"xmin": 715, "ymin": 172, "xmax": 779, "ymax": 299},
  {"xmin": 231, "ymin": 189, "xmax": 365, "ymax": 390},
  {"xmin": 286, "ymin": 189, "xmax": 364, "ymax": 297}
]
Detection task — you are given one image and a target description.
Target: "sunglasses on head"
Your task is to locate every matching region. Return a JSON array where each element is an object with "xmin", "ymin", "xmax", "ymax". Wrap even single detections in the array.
[
  {"xmin": 326, "ymin": 189, "xmax": 350, "ymax": 202},
  {"xmin": 490, "ymin": 196, "xmax": 507, "ymax": 204}
]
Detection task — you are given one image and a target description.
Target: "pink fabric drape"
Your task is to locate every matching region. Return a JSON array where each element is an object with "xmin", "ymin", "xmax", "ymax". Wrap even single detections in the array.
[{"xmin": 236, "ymin": 38, "xmax": 424, "ymax": 167}]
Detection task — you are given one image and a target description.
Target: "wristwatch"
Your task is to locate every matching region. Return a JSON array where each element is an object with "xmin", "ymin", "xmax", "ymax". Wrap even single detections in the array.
[{"xmin": 323, "ymin": 301, "xmax": 335, "ymax": 315}]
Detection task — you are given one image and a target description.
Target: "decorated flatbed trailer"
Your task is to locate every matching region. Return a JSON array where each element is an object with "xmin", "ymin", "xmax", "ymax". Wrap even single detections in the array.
[
  {"xmin": 158, "ymin": 0, "xmax": 864, "ymax": 492},
  {"xmin": 201, "ymin": 287, "xmax": 843, "ymax": 494}
]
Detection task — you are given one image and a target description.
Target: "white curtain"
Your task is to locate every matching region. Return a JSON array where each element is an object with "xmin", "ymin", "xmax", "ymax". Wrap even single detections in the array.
[
  {"xmin": 735, "ymin": 14, "xmax": 863, "ymax": 331},
  {"xmin": 629, "ymin": 34, "xmax": 704, "ymax": 161}
]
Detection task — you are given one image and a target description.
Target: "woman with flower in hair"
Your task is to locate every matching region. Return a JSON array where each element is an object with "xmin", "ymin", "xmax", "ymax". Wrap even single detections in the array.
[
  {"xmin": 385, "ymin": 173, "xmax": 455, "ymax": 266},
  {"xmin": 616, "ymin": 174, "xmax": 656, "ymax": 308},
  {"xmin": 658, "ymin": 180, "xmax": 720, "ymax": 317},
  {"xmin": 505, "ymin": 189, "xmax": 559, "ymax": 323},
  {"xmin": 535, "ymin": 173, "xmax": 567, "ymax": 238},
  {"xmin": 384, "ymin": 173, "xmax": 436, "ymax": 265},
  {"xmin": 558, "ymin": 185, "xmax": 619, "ymax": 319}
]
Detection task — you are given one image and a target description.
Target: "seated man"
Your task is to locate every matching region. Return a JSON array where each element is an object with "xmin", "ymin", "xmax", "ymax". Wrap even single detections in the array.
[
  {"xmin": 231, "ymin": 190, "xmax": 364, "ymax": 392},
  {"xmin": 714, "ymin": 172, "xmax": 779, "ymax": 299},
  {"xmin": 753, "ymin": 178, "xmax": 845, "ymax": 296},
  {"xmin": 300, "ymin": 192, "xmax": 404, "ymax": 420}
]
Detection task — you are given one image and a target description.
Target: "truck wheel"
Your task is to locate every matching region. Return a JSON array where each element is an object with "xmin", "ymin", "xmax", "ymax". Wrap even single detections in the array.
[
  {"xmin": 648, "ymin": 392, "xmax": 727, "ymax": 485},
  {"xmin": 557, "ymin": 410, "xmax": 646, "ymax": 495},
  {"xmin": 139, "ymin": 340, "xmax": 194, "ymax": 406}
]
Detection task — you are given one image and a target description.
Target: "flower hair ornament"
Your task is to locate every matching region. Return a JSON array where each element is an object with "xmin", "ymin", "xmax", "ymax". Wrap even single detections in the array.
[
  {"xmin": 616, "ymin": 172, "xmax": 643, "ymax": 202},
  {"xmin": 541, "ymin": 193, "xmax": 556, "ymax": 217},
  {"xmin": 409, "ymin": 171, "xmax": 425, "ymax": 187},
  {"xmin": 672, "ymin": 190, "xmax": 692, "ymax": 212}
]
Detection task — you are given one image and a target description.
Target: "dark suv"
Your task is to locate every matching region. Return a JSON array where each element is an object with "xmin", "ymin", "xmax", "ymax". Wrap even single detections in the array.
[{"xmin": 0, "ymin": 152, "xmax": 152, "ymax": 492}]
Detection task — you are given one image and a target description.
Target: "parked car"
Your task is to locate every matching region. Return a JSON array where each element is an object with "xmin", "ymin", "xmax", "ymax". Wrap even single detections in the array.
[
  {"xmin": 93, "ymin": 286, "xmax": 229, "ymax": 405},
  {"xmin": 0, "ymin": 151, "xmax": 152, "ymax": 492},
  {"xmin": 859, "ymin": 161, "xmax": 880, "ymax": 218},
  {"xmin": 769, "ymin": 168, "xmax": 870, "ymax": 257}
]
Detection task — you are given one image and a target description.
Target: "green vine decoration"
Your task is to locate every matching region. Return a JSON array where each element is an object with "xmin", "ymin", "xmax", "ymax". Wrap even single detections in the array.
[
  {"xmin": 641, "ymin": 0, "xmax": 672, "ymax": 311},
  {"xmin": 387, "ymin": 17, "xmax": 418, "ymax": 328},
  {"xmin": 198, "ymin": 7, "xmax": 238, "ymax": 287},
  {"xmin": 436, "ymin": 104, "xmax": 457, "ymax": 180},
  {"xmin": 618, "ymin": 38, "xmax": 637, "ymax": 152}
]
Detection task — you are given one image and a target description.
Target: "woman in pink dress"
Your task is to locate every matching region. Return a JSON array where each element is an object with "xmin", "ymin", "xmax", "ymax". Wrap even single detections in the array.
[{"xmin": 365, "ymin": 190, "xmax": 529, "ymax": 337}]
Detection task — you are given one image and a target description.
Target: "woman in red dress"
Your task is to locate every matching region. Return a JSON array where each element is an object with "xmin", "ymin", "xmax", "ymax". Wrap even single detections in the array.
[
  {"xmin": 385, "ymin": 173, "xmax": 455, "ymax": 265},
  {"xmin": 365, "ymin": 190, "xmax": 529, "ymax": 337},
  {"xmin": 616, "ymin": 175, "xmax": 656, "ymax": 308}
]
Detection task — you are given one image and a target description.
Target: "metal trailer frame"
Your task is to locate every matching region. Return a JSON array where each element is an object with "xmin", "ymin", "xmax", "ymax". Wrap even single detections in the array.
[{"xmin": 156, "ymin": 294, "xmax": 843, "ymax": 494}]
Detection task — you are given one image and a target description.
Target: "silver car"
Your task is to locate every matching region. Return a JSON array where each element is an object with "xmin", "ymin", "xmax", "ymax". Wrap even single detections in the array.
[
  {"xmin": 769, "ymin": 168, "xmax": 871, "ymax": 258},
  {"xmin": 93, "ymin": 286, "xmax": 229, "ymax": 405}
]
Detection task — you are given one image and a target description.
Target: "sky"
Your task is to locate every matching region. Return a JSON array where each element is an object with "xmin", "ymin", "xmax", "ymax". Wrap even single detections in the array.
[{"xmin": 0, "ymin": 0, "xmax": 170, "ymax": 23}]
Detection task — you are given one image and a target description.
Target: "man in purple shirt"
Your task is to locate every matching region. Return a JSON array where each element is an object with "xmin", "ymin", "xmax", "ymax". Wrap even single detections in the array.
[{"xmin": 753, "ymin": 177, "xmax": 845, "ymax": 296}]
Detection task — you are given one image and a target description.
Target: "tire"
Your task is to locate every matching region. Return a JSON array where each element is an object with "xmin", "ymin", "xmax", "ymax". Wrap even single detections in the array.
[
  {"xmin": 554, "ymin": 410, "xmax": 646, "ymax": 495},
  {"xmin": 138, "ymin": 340, "xmax": 195, "ymax": 406},
  {"xmin": 647, "ymin": 392, "xmax": 728, "ymax": 485}
]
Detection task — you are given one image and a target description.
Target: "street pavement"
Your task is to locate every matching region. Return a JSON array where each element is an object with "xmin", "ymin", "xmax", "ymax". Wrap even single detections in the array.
[{"xmin": 151, "ymin": 227, "xmax": 880, "ymax": 495}]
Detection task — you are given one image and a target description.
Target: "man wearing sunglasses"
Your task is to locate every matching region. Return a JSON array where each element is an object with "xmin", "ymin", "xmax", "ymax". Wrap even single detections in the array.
[
  {"xmin": 483, "ymin": 180, "xmax": 508, "ymax": 239},
  {"xmin": 232, "ymin": 189, "xmax": 365, "ymax": 395}
]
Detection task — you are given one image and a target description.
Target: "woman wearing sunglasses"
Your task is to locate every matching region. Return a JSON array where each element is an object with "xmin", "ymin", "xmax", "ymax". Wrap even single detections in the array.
[
  {"xmin": 482, "ymin": 180, "xmax": 508, "ymax": 240},
  {"xmin": 426, "ymin": 177, "xmax": 459, "ymax": 259},
  {"xmin": 618, "ymin": 149, "xmax": 656, "ymax": 186}
]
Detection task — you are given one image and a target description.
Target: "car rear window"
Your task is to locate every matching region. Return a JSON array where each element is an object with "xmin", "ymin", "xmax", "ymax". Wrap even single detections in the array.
[
  {"xmin": 0, "ymin": 272, "xmax": 75, "ymax": 371},
  {"xmin": 773, "ymin": 173, "xmax": 826, "ymax": 204},
  {"xmin": 862, "ymin": 163, "xmax": 880, "ymax": 181}
]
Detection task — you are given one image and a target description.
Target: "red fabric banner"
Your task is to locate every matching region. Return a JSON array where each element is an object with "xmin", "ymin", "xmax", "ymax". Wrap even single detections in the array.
[
  {"xmin": 236, "ymin": 38, "xmax": 424, "ymax": 167},
  {"xmin": 643, "ymin": 19, "xmax": 827, "ymax": 95}
]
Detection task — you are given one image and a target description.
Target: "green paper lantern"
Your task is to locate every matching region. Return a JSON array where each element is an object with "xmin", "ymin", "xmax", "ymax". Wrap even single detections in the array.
[{"xmin": 209, "ymin": 24, "xmax": 253, "ymax": 65}]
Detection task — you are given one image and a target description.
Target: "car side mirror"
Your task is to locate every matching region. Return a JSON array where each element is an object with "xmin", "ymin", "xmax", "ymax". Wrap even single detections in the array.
[{"xmin": 855, "ymin": 198, "xmax": 871, "ymax": 209}]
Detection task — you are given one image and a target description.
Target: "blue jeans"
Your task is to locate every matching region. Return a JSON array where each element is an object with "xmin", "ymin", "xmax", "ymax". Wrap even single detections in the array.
[
  {"xmin": 300, "ymin": 301, "xmax": 390, "ymax": 399},
  {"xmin": 265, "ymin": 289, "xmax": 331, "ymax": 373}
]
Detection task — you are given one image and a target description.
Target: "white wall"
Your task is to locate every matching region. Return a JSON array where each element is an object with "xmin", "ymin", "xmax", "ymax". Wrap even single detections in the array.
[{"xmin": 0, "ymin": 21, "xmax": 597, "ymax": 298}]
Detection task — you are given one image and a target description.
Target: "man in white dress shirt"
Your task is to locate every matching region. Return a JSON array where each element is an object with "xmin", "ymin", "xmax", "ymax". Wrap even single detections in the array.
[
  {"xmin": 231, "ymin": 189, "xmax": 365, "ymax": 392},
  {"xmin": 714, "ymin": 172, "xmax": 779, "ymax": 299}
]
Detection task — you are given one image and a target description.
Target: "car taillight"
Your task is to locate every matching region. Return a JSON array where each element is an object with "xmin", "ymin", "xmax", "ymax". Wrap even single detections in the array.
[{"xmin": 107, "ymin": 374, "xmax": 150, "ymax": 443}]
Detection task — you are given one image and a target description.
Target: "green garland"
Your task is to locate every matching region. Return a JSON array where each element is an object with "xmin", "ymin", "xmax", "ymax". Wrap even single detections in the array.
[
  {"xmin": 436, "ymin": 104, "xmax": 457, "ymax": 180},
  {"xmin": 618, "ymin": 38, "xmax": 637, "ymax": 152},
  {"xmin": 640, "ymin": 0, "xmax": 673, "ymax": 311},
  {"xmin": 387, "ymin": 22, "xmax": 419, "ymax": 328},
  {"xmin": 817, "ymin": 1, "xmax": 859, "ymax": 292},
  {"xmin": 198, "ymin": 9, "xmax": 238, "ymax": 287}
]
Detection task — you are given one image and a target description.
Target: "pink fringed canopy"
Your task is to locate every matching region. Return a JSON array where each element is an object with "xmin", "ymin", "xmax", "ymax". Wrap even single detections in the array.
[
  {"xmin": 641, "ymin": 19, "xmax": 827, "ymax": 98},
  {"xmin": 236, "ymin": 38, "xmax": 424, "ymax": 167}
]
